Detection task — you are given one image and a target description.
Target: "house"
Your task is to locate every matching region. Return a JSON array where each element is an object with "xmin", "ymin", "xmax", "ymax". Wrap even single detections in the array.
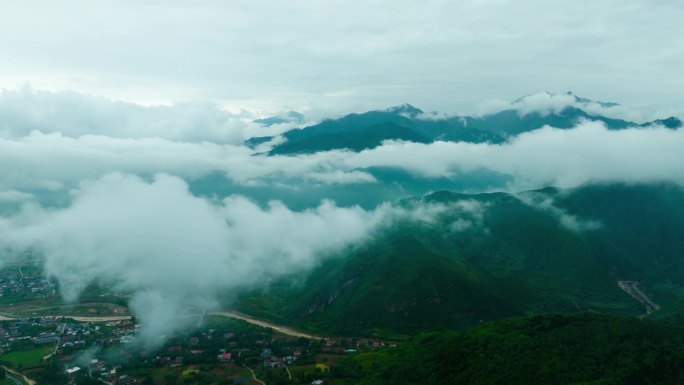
[
  {"xmin": 261, "ymin": 349, "xmax": 272, "ymax": 359},
  {"xmin": 118, "ymin": 375, "xmax": 137, "ymax": 385},
  {"xmin": 66, "ymin": 367, "xmax": 81, "ymax": 375},
  {"xmin": 65, "ymin": 366, "xmax": 81, "ymax": 381}
]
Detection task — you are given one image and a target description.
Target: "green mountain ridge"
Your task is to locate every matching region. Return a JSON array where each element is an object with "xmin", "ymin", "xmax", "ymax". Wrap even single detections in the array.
[
  {"xmin": 235, "ymin": 182, "xmax": 684, "ymax": 337},
  {"xmin": 246, "ymin": 95, "xmax": 681, "ymax": 155}
]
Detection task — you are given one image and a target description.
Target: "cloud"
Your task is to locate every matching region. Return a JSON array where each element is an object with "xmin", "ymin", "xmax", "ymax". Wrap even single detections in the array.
[
  {"xmin": 0, "ymin": 190, "xmax": 34, "ymax": 203},
  {"xmin": 1, "ymin": 116, "xmax": 683, "ymax": 200},
  {"xmin": 0, "ymin": 171, "xmax": 496, "ymax": 349},
  {"xmin": 511, "ymin": 91, "xmax": 622, "ymax": 118},
  {"xmin": 517, "ymin": 191, "xmax": 602, "ymax": 232},
  {"xmin": 1, "ymin": 173, "xmax": 495, "ymax": 347},
  {"xmin": 0, "ymin": 87, "xmax": 302, "ymax": 144},
  {"xmin": 388, "ymin": 198, "xmax": 489, "ymax": 232},
  {"xmin": 448, "ymin": 200, "xmax": 488, "ymax": 231},
  {"xmin": 1, "ymin": 173, "xmax": 397, "ymax": 347},
  {"xmin": 347, "ymin": 121, "xmax": 684, "ymax": 190}
]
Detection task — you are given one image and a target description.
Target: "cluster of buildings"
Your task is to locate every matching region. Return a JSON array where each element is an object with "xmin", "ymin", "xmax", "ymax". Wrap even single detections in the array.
[
  {"xmin": 319, "ymin": 336, "xmax": 386, "ymax": 353},
  {"xmin": 0, "ymin": 312, "xmax": 390, "ymax": 385},
  {"xmin": 261, "ymin": 347, "xmax": 300, "ymax": 369},
  {"xmin": 0, "ymin": 316, "xmax": 143, "ymax": 384},
  {"xmin": 0, "ymin": 268, "xmax": 57, "ymax": 299},
  {"xmin": 0, "ymin": 317, "xmax": 62, "ymax": 352}
]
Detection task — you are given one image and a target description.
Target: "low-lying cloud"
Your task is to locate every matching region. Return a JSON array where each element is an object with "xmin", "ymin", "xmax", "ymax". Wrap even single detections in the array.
[
  {"xmin": 0, "ymin": 87, "xmax": 304, "ymax": 144},
  {"xmin": 1, "ymin": 89, "xmax": 682, "ymax": 198},
  {"xmin": 1, "ymin": 173, "xmax": 395, "ymax": 346},
  {"xmin": 0, "ymin": 173, "xmax": 494, "ymax": 347},
  {"xmin": 2, "ymin": 120, "xmax": 683, "ymax": 195},
  {"xmin": 517, "ymin": 191, "xmax": 602, "ymax": 232}
]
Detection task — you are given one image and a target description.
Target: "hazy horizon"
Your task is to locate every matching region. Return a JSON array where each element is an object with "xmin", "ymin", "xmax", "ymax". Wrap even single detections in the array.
[{"xmin": 1, "ymin": 1, "xmax": 683, "ymax": 117}]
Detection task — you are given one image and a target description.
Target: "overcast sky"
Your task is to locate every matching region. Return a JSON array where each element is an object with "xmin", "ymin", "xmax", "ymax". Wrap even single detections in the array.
[{"xmin": 1, "ymin": 0, "xmax": 682, "ymax": 115}]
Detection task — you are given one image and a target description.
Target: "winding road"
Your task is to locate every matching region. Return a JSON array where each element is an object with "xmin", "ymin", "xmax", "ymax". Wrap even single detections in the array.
[{"xmin": 210, "ymin": 311, "xmax": 325, "ymax": 340}]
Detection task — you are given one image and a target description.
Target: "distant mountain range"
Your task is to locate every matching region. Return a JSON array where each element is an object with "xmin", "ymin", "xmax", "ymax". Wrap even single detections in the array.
[
  {"xmin": 248, "ymin": 92, "xmax": 681, "ymax": 155},
  {"xmin": 236, "ymin": 182, "xmax": 684, "ymax": 337},
  {"xmin": 253, "ymin": 110, "xmax": 305, "ymax": 127}
]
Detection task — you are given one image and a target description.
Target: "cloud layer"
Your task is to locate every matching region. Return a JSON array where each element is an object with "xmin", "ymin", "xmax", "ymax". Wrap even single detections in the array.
[
  {"xmin": 0, "ymin": 87, "xmax": 303, "ymax": 144},
  {"xmin": 2, "ymin": 116, "xmax": 682, "ymax": 195},
  {"xmin": 2, "ymin": 173, "xmax": 393, "ymax": 345},
  {"xmin": 0, "ymin": 172, "xmax": 494, "ymax": 346}
]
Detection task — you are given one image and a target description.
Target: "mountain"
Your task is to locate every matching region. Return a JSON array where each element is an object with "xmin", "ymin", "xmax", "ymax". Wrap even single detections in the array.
[
  {"xmin": 245, "ymin": 93, "xmax": 681, "ymax": 155},
  {"xmin": 333, "ymin": 314, "xmax": 684, "ymax": 385},
  {"xmin": 253, "ymin": 110, "xmax": 305, "ymax": 127},
  {"xmin": 268, "ymin": 121, "xmax": 431, "ymax": 154},
  {"xmin": 235, "ymin": 183, "xmax": 684, "ymax": 337}
]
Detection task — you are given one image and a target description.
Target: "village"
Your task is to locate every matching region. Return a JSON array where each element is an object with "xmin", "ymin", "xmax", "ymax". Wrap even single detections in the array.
[
  {"xmin": 0, "ymin": 261, "xmax": 393, "ymax": 385},
  {"xmin": 0, "ymin": 313, "xmax": 388, "ymax": 385},
  {"xmin": 0, "ymin": 265, "xmax": 58, "ymax": 302}
]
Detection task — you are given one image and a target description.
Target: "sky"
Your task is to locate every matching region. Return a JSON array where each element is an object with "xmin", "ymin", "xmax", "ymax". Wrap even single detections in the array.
[{"xmin": 1, "ymin": 0, "xmax": 683, "ymax": 116}]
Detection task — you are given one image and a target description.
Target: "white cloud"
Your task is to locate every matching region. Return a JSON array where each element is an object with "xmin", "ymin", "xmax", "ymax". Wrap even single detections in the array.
[
  {"xmin": 1, "ymin": 172, "xmax": 492, "ymax": 347},
  {"xmin": 517, "ymin": 191, "xmax": 602, "ymax": 232},
  {"xmin": 513, "ymin": 92, "xmax": 582, "ymax": 117},
  {"xmin": 347, "ymin": 121, "xmax": 684, "ymax": 190},
  {"xmin": 1, "ymin": 117, "xmax": 682, "ymax": 195},
  {"xmin": 2, "ymin": 173, "xmax": 395, "ymax": 346},
  {"xmin": 0, "ymin": 87, "xmax": 303, "ymax": 144}
]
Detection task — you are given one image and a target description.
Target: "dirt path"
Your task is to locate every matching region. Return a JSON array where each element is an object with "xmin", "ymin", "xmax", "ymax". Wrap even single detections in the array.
[
  {"xmin": 242, "ymin": 363, "xmax": 266, "ymax": 385},
  {"xmin": 64, "ymin": 315, "xmax": 132, "ymax": 322},
  {"xmin": 42, "ymin": 340, "xmax": 59, "ymax": 360},
  {"xmin": 2, "ymin": 365, "xmax": 36, "ymax": 385},
  {"xmin": 210, "ymin": 311, "xmax": 325, "ymax": 340}
]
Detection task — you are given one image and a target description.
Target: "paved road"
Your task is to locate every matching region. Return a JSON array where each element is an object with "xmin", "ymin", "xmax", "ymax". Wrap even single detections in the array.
[{"xmin": 0, "ymin": 314, "xmax": 131, "ymax": 322}]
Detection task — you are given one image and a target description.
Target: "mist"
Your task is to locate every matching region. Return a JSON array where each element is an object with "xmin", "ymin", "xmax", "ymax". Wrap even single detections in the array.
[
  {"xmin": 0, "ymin": 171, "xmax": 514, "ymax": 346},
  {"xmin": 1, "ymin": 173, "xmax": 394, "ymax": 346}
]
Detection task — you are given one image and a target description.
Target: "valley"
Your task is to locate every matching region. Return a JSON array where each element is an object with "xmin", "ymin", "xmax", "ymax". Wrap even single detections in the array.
[{"xmin": 3, "ymin": 181, "xmax": 683, "ymax": 384}]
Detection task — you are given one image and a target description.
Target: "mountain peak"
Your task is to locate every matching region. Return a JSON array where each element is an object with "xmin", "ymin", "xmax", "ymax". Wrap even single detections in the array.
[
  {"xmin": 512, "ymin": 91, "xmax": 620, "ymax": 109},
  {"xmin": 386, "ymin": 103, "xmax": 424, "ymax": 116},
  {"xmin": 253, "ymin": 111, "xmax": 305, "ymax": 127}
]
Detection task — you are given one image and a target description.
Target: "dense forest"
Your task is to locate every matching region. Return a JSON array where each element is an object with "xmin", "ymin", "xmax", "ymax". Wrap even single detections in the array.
[{"xmin": 330, "ymin": 314, "xmax": 684, "ymax": 385}]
